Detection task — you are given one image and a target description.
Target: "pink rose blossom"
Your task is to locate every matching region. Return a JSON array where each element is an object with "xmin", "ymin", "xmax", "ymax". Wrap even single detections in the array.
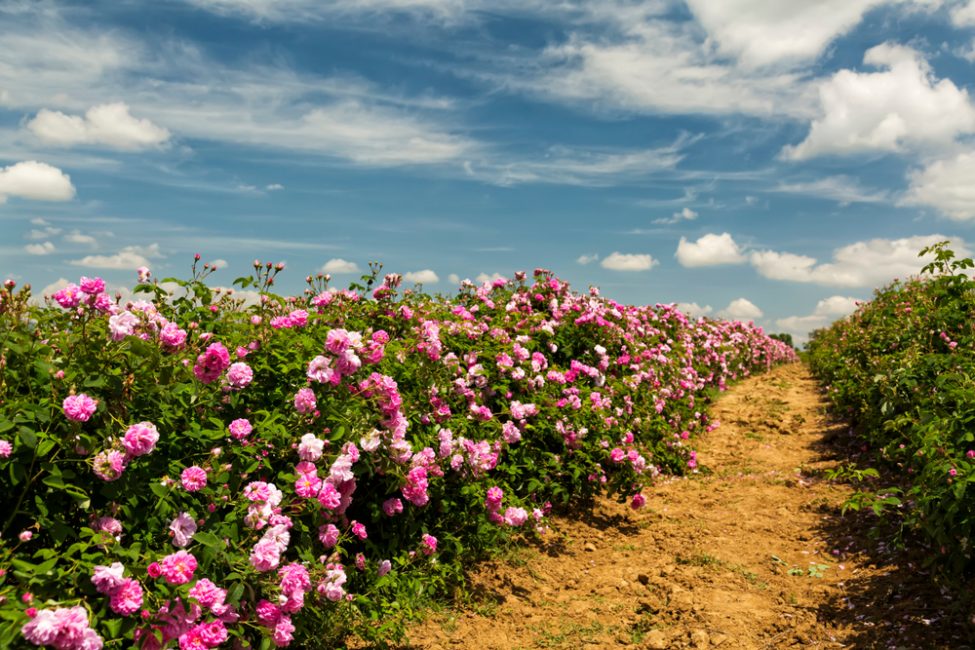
[
  {"xmin": 382, "ymin": 498, "xmax": 403, "ymax": 517},
  {"xmin": 228, "ymin": 418, "xmax": 252, "ymax": 440},
  {"xmin": 503, "ymin": 507, "xmax": 528, "ymax": 527},
  {"xmin": 272, "ymin": 615, "xmax": 295, "ymax": 647},
  {"xmin": 351, "ymin": 521, "xmax": 367, "ymax": 540},
  {"xmin": 318, "ymin": 523, "xmax": 340, "ymax": 549},
  {"xmin": 63, "ymin": 394, "xmax": 97, "ymax": 422},
  {"xmin": 225, "ymin": 362, "xmax": 253, "ymax": 390},
  {"xmin": 297, "ymin": 433, "xmax": 324, "ymax": 461},
  {"xmin": 631, "ymin": 493, "xmax": 647, "ymax": 510},
  {"xmin": 250, "ymin": 538, "xmax": 281, "ymax": 572},
  {"xmin": 159, "ymin": 322, "xmax": 187, "ymax": 349},
  {"xmin": 193, "ymin": 342, "xmax": 231, "ymax": 384},
  {"xmin": 93, "ymin": 449, "xmax": 127, "ymax": 481},
  {"xmin": 91, "ymin": 563, "xmax": 126, "ymax": 594},
  {"xmin": 109, "ymin": 578, "xmax": 143, "ymax": 616},
  {"xmin": 122, "ymin": 421, "xmax": 160, "ymax": 457},
  {"xmin": 159, "ymin": 551, "xmax": 197, "ymax": 585},
  {"xmin": 293, "ymin": 388, "xmax": 317, "ymax": 415},
  {"xmin": 0, "ymin": 439, "xmax": 11, "ymax": 458},
  {"xmin": 421, "ymin": 533, "xmax": 438, "ymax": 556},
  {"xmin": 255, "ymin": 600, "xmax": 282, "ymax": 626},
  {"xmin": 170, "ymin": 512, "xmax": 197, "ymax": 548},
  {"xmin": 180, "ymin": 466, "xmax": 208, "ymax": 492}
]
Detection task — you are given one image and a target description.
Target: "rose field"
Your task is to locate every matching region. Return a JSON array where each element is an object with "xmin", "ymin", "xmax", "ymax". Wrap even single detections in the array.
[{"xmin": 0, "ymin": 260, "xmax": 797, "ymax": 649}]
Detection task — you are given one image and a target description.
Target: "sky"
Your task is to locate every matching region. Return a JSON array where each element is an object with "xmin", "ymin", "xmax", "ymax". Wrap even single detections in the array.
[{"xmin": 2, "ymin": 0, "xmax": 975, "ymax": 343}]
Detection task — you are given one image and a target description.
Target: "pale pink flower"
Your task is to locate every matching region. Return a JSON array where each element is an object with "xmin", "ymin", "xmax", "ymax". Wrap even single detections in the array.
[
  {"xmin": 159, "ymin": 322, "xmax": 187, "ymax": 349},
  {"xmin": 249, "ymin": 538, "xmax": 281, "ymax": 572},
  {"xmin": 297, "ymin": 433, "xmax": 324, "ymax": 461},
  {"xmin": 0, "ymin": 439, "xmax": 11, "ymax": 458},
  {"xmin": 225, "ymin": 362, "xmax": 253, "ymax": 390},
  {"xmin": 137, "ymin": 266, "xmax": 151, "ymax": 283},
  {"xmin": 91, "ymin": 563, "xmax": 126, "ymax": 594},
  {"xmin": 318, "ymin": 523, "xmax": 340, "ymax": 548},
  {"xmin": 272, "ymin": 615, "xmax": 295, "ymax": 646},
  {"xmin": 169, "ymin": 512, "xmax": 197, "ymax": 548},
  {"xmin": 503, "ymin": 507, "xmax": 528, "ymax": 527},
  {"xmin": 108, "ymin": 311, "xmax": 139, "ymax": 341}
]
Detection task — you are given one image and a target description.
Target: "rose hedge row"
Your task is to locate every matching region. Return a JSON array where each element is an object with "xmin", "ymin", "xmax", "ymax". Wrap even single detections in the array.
[
  {"xmin": 808, "ymin": 242, "xmax": 975, "ymax": 574},
  {"xmin": 0, "ymin": 262, "xmax": 795, "ymax": 648}
]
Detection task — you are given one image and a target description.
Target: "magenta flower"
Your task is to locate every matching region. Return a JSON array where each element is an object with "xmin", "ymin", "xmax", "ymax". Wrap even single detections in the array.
[
  {"xmin": 79, "ymin": 276, "xmax": 105, "ymax": 295},
  {"xmin": 420, "ymin": 533, "xmax": 438, "ymax": 556},
  {"xmin": 159, "ymin": 322, "xmax": 187, "ymax": 349},
  {"xmin": 91, "ymin": 563, "xmax": 125, "ymax": 594},
  {"xmin": 121, "ymin": 421, "xmax": 159, "ymax": 457},
  {"xmin": 108, "ymin": 578, "xmax": 143, "ymax": 616},
  {"xmin": 351, "ymin": 521, "xmax": 367, "ymax": 540},
  {"xmin": 631, "ymin": 493, "xmax": 647, "ymax": 510},
  {"xmin": 159, "ymin": 550, "xmax": 197, "ymax": 585},
  {"xmin": 180, "ymin": 466, "xmax": 208, "ymax": 492},
  {"xmin": 0, "ymin": 440, "xmax": 12, "ymax": 458},
  {"xmin": 63, "ymin": 394, "xmax": 97, "ymax": 422},
  {"xmin": 193, "ymin": 342, "xmax": 231, "ymax": 384}
]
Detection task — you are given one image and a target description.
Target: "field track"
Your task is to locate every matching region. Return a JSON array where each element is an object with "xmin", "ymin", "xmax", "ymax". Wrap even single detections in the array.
[{"xmin": 401, "ymin": 363, "xmax": 972, "ymax": 649}]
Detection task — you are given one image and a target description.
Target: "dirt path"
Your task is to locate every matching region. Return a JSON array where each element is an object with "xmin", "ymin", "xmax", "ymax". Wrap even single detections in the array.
[{"xmin": 400, "ymin": 363, "xmax": 971, "ymax": 649}]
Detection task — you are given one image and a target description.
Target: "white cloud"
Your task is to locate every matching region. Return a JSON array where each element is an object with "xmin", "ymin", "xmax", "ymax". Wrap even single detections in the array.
[
  {"xmin": 209, "ymin": 259, "xmax": 228, "ymax": 269},
  {"xmin": 952, "ymin": 0, "xmax": 975, "ymax": 26},
  {"xmin": 403, "ymin": 269, "xmax": 439, "ymax": 284},
  {"xmin": 901, "ymin": 152, "xmax": 975, "ymax": 221},
  {"xmin": 478, "ymin": 143, "xmax": 685, "ymax": 187},
  {"xmin": 266, "ymin": 183, "xmax": 284, "ymax": 191},
  {"xmin": 30, "ymin": 217, "xmax": 51, "ymax": 226},
  {"xmin": 0, "ymin": 161, "xmax": 75, "ymax": 202},
  {"xmin": 676, "ymin": 233, "xmax": 746, "ymax": 267},
  {"xmin": 184, "ymin": 0, "xmax": 467, "ymax": 22},
  {"xmin": 25, "ymin": 226, "xmax": 61, "ymax": 240},
  {"xmin": 600, "ymin": 252, "xmax": 657, "ymax": 271},
  {"xmin": 685, "ymin": 0, "xmax": 890, "ymax": 69},
  {"xmin": 717, "ymin": 297, "xmax": 763, "ymax": 321},
  {"xmin": 70, "ymin": 243, "xmax": 162, "ymax": 270},
  {"xmin": 27, "ymin": 103, "xmax": 171, "ymax": 151},
  {"xmin": 783, "ymin": 43, "xmax": 975, "ymax": 160},
  {"xmin": 475, "ymin": 272, "xmax": 506, "ymax": 284},
  {"xmin": 447, "ymin": 273, "xmax": 461, "ymax": 285},
  {"xmin": 63, "ymin": 230, "xmax": 98, "ymax": 246},
  {"xmin": 322, "ymin": 258, "xmax": 361, "ymax": 274},
  {"xmin": 676, "ymin": 302, "xmax": 713, "ymax": 318},
  {"xmin": 771, "ymin": 175, "xmax": 889, "ymax": 204},
  {"xmin": 653, "ymin": 207, "xmax": 698, "ymax": 225},
  {"xmin": 749, "ymin": 234, "xmax": 969, "ymax": 287},
  {"xmin": 24, "ymin": 241, "xmax": 55, "ymax": 255},
  {"xmin": 40, "ymin": 277, "xmax": 70, "ymax": 297},
  {"xmin": 776, "ymin": 295, "xmax": 861, "ymax": 343},
  {"xmin": 576, "ymin": 253, "xmax": 598, "ymax": 265}
]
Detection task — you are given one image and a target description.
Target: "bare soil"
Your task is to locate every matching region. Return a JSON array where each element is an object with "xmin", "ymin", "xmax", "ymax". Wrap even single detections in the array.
[{"xmin": 394, "ymin": 363, "xmax": 974, "ymax": 649}]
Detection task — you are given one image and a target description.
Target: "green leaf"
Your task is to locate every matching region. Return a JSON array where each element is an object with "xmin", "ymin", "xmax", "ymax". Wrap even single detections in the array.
[
  {"xmin": 18, "ymin": 426, "xmax": 37, "ymax": 449},
  {"xmin": 193, "ymin": 532, "xmax": 224, "ymax": 549}
]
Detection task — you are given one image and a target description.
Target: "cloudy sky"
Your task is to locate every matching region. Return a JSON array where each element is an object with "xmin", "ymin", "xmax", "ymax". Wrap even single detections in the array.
[{"xmin": 2, "ymin": 0, "xmax": 975, "ymax": 342}]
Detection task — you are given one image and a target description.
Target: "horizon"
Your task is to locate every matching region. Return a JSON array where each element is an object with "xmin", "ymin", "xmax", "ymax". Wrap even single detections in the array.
[{"xmin": 2, "ymin": 0, "xmax": 975, "ymax": 343}]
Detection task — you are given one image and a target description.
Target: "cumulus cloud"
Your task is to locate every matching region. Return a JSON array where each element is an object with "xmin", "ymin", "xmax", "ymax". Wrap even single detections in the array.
[
  {"xmin": 0, "ymin": 161, "xmax": 75, "ymax": 202},
  {"xmin": 576, "ymin": 253, "xmax": 598, "ymax": 265},
  {"xmin": 600, "ymin": 252, "xmax": 657, "ymax": 271},
  {"xmin": 783, "ymin": 43, "xmax": 975, "ymax": 160},
  {"xmin": 901, "ymin": 152, "xmax": 975, "ymax": 221},
  {"xmin": 27, "ymin": 103, "xmax": 171, "ymax": 151},
  {"xmin": 403, "ymin": 269, "xmax": 439, "ymax": 284},
  {"xmin": 266, "ymin": 183, "xmax": 284, "ymax": 191},
  {"xmin": 25, "ymin": 225, "xmax": 61, "ymax": 240},
  {"xmin": 321, "ymin": 258, "xmax": 361, "ymax": 274},
  {"xmin": 447, "ymin": 273, "xmax": 461, "ymax": 285},
  {"xmin": 71, "ymin": 243, "xmax": 162, "ymax": 270},
  {"xmin": 653, "ymin": 207, "xmax": 698, "ymax": 225},
  {"xmin": 676, "ymin": 302, "xmax": 713, "ymax": 318},
  {"xmin": 749, "ymin": 234, "xmax": 968, "ymax": 287},
  {"xmin": 210, "ymin": 259, "xmax": 228, "ymax": 269},
  {"xmin": 952, "ymin": 0, "xmax": 975, "ymax": 26},
  {"xmin": 63, "ymin": 230, "xmax": 98, "ymax": 246},
  {"xmin": 24, "ymin": 241, "xmax": 55, "ymax": 255},
  {"xmin": 675, "ymin": 233, "xmax": 746, "ymax": 267},
  {"xmin": 685, "ymin": 0, "xmax": 890, "ymax": 68},
  {"xmin": 475, "ymin": 272, "xmax": 506, "ymax": 284},
  {"xmin": 776, "ymin": 295, "xmax": 861, "ymax": 343},
  {"xmin": 717, "ymin": 297, "xmax": 763, "ymax": 321}
]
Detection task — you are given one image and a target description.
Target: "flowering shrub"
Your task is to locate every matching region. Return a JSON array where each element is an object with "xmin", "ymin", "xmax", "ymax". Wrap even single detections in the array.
[
  {"xmin": 0, "ymin": 262, "xmax": 794, "ymax": 648},
  {"xmin": 808, "ymin": 242, "xmax": 975, "ymax": 574}
]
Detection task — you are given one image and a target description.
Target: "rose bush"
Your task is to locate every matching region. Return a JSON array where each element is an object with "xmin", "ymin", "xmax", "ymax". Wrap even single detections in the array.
[
  {"xmin": 808, "ymin": 242, "xmax": 975, "ymax": 574},
  {"xmin": 0, "ymin": 261, "xmax": 794, "ymax": 648}
]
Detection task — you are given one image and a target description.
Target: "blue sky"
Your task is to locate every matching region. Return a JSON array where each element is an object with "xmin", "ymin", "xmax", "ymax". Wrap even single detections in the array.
[{"xmin": 2, "ymin": 0, "xmax": 975, "ymax": 341}]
